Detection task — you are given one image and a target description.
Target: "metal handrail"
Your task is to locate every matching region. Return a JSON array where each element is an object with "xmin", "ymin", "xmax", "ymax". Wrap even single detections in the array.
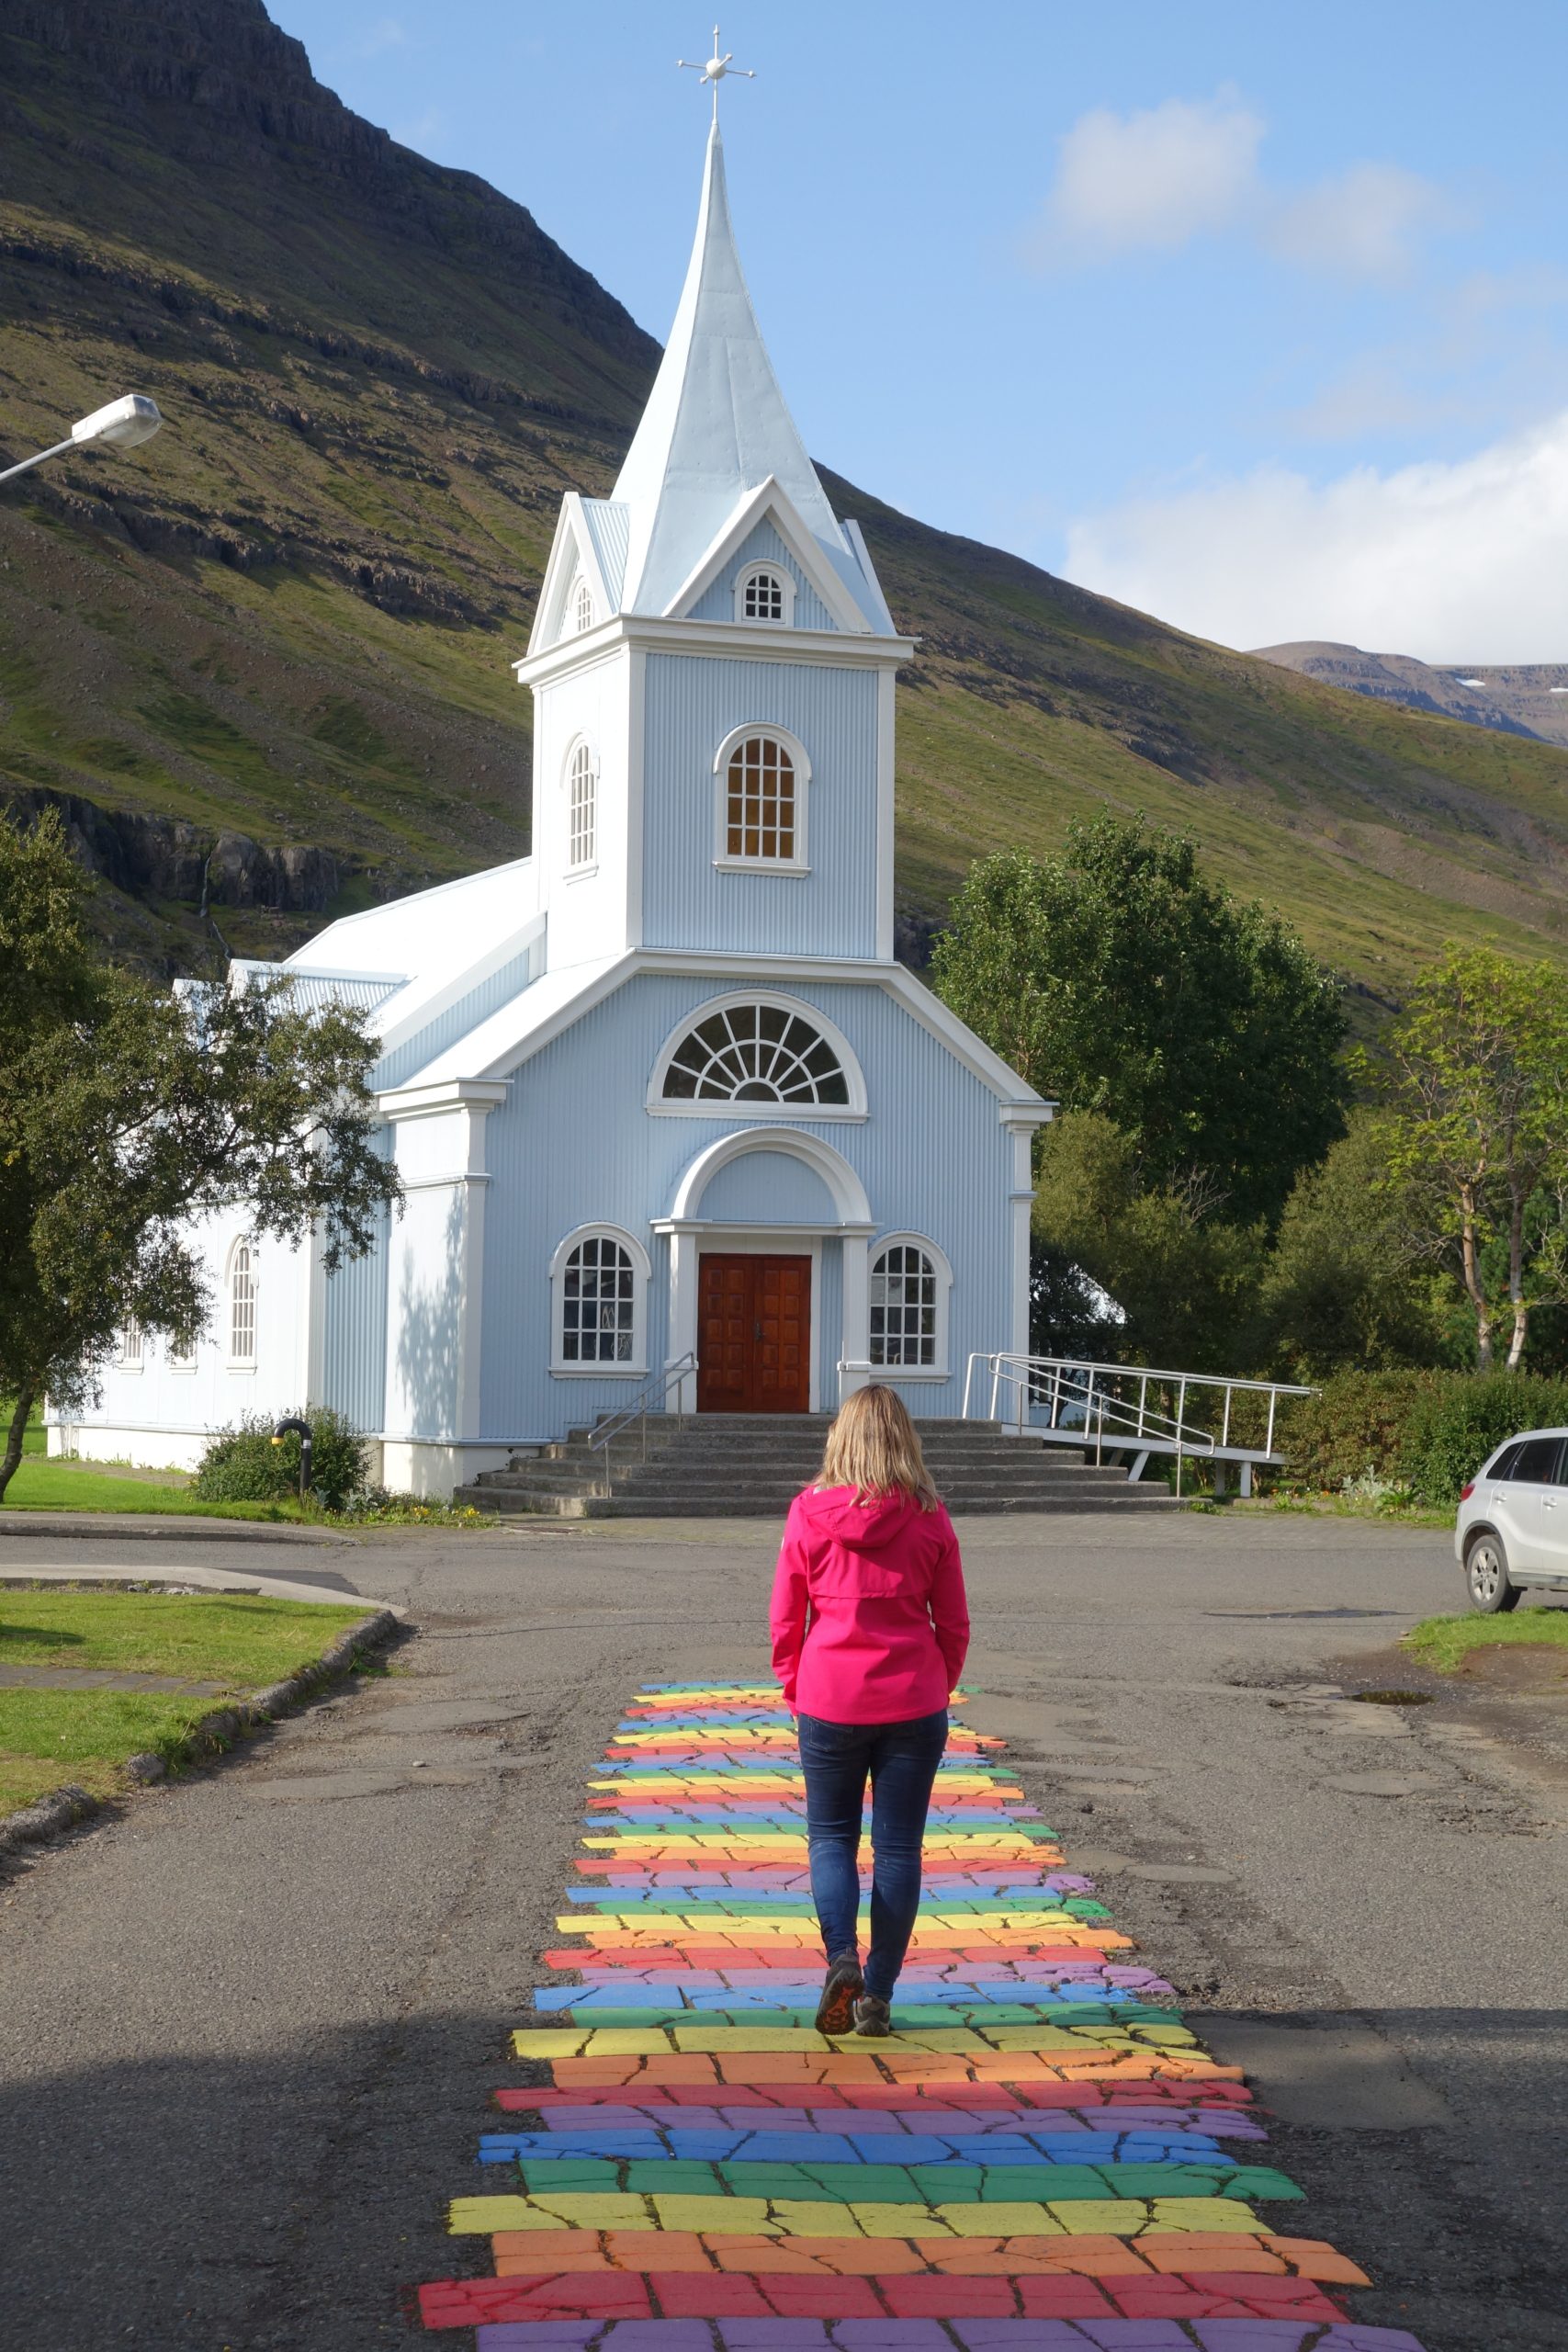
[
  {"xmin": 962, "ymin": 1351, "xmax": 1313, "ymax": 1464},
  {"xmin": 588, "ymin": 1353, "xmax": 697, "ymax": 1496}
]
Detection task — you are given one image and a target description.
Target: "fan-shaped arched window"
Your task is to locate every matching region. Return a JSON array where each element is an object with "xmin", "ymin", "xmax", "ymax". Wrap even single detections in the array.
[
  {"xmin": 660, "ymin": 1002, "xmax": 850, "ymax": 1106},
  {"xmin": 229, "ymin": 1240, "xmax": 256, "ymax": 1364},
  {"xmin": 869, "ymin": 1236, "xmax": 952, "ymax": 1374},
  {"xmin": 566, "ymin": 739, "xmax": 596, "ymax": 871}
]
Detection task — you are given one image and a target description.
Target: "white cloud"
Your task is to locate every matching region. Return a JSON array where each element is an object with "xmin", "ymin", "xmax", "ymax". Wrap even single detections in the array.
[
  {"xmin": 1026, "ymin": 93, "xmax": 1264, "ymax": 263},
  {"xmin": 390, "ymin": 106, "xmax": 451, "ymax": 158},
  {"xmin": 349, "ymin": 16, "xmax": 408, "ymax": 59},
  {"xmin": 1269, "ymin": 162, "xmax": 1454, "ymax": 280},
  {"xmin": 1061, "ymin": 410, "xmax": 1568, "ymax": 663},
  {"xmin": 1026, "ymin": 93, "xmax": 1450, "ymax": 281}
]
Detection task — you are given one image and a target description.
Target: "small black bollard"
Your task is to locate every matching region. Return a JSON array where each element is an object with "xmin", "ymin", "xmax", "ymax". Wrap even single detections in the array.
[{"xmin": 272, "ymin": 1416, "xmax": 313, "ymax": 1502}]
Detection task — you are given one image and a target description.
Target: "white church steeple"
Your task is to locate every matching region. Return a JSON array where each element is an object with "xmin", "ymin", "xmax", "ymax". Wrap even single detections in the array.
[
  {"xmin": 516, "ymin": 104, "xmax": 913, "ymax": 977},
  {"xmin": 605, "ymin": 126, "xmax": 892, "ymax": 635}
]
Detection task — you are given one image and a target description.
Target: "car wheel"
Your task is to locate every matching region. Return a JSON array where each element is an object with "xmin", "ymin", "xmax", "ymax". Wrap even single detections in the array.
[{"xmin": 1464, "ymin": 1531, "xmax": 1521, "ymax": 1614}]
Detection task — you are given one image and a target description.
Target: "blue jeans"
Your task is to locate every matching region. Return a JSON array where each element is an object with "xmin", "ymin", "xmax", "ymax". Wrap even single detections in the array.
[{"xmin": 796, "ymin": 1707, "xmax": 949, "ymax": 2000}]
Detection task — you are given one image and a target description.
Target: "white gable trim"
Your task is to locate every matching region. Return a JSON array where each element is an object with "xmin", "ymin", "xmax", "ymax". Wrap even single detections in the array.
[
  {"xmin": 662, "ymin": 479, "xmax": 872, "ymax": 636},
  {"xmin": 527, "ymin": 494, "xmax": 616, "ymax": 658},
  {"xmin": 382, "ymin": 946, "xmax": 1050, "ymax": 1114},
  {"xmin": 515, "ymin": 615, "xmax": 913, "ymax": 691},
  {"xmin": 373, "ymin": 912, "xmax": 547, "ymax": 1057},
  {"xmin": 842, "ymin": 519, "xmax": 898, "ymax": 638},
  {"xmin": 872, "ymin": 962, "xmax": 1053, "ymax": 1117}
]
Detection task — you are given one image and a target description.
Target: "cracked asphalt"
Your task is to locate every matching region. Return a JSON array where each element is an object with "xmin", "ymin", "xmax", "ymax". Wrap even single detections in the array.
[{"xmin": 1, "ymin": 1509, "xmax": 1564, "ymax": 2352}]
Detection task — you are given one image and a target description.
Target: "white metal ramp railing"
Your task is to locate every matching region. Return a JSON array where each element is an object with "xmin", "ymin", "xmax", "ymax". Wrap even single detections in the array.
[{"xmin": 960, "ymin": 1352, "xmax": 1314, "ymax": 1496}]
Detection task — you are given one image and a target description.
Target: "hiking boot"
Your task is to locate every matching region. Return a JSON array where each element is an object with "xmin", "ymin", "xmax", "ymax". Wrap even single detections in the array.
[
  {"xmin": 852, "ymin": 1992, "xmax": 892, "ymax": 2038},
  {"xmin": 814, "ymin": 1951, "xmax": 863, "ymax": 2036}
]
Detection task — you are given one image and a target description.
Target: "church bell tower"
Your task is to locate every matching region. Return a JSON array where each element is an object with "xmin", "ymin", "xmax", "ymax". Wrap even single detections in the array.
[{"xmin": 514, "ymin": 103, "xmax": 913, "ymax": 978}]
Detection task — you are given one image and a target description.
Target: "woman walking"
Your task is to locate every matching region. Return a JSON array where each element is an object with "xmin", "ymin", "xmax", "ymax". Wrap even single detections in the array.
[{"xmin": 770, "ymin": 1385, "xmax": 970, "ymax": 2038}]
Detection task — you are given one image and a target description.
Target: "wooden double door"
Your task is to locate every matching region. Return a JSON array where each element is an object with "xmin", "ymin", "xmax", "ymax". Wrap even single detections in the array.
[{"xmin": 697, "ymin": 1252, "xmax": 812, "ymax": 1414}]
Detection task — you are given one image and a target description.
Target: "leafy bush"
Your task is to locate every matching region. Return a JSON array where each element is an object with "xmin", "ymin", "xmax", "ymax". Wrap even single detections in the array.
[
  {"xmin": 1279, "ymin": 1368, "xmax": 1568, "ymax": 1507},
  {"xmin": 1277, "ymin": 1371, "xmax": 1453, "ymax": 1491},
  {"xmin": 1404, "ymin": 1375, "xmax": 1568, "ymax": 1508},
  {"xmin": 192, "ymin": 1408, "xmax": 368, "ymax": 1510}
]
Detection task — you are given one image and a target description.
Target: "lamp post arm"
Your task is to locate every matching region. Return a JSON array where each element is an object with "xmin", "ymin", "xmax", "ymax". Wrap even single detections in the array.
[{"xmin": 0, "ymin": 437, "xmax": 74, "ymax": 486}]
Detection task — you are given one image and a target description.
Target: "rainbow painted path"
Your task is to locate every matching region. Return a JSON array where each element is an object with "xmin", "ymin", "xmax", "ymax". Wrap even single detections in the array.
[{"xmin": 417, "ymin": 1683, "xmax": 1431, "ymax": 2351}]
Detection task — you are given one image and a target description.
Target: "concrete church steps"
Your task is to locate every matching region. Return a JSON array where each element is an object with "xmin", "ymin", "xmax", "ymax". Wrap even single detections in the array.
[
  {"xmin": 412, "ymin": 1681, "xmax": 1435, "ymax": 2350},
  {"xmin": 456, "ymin": 1420, "xmax": 1185, "ymax": 1520}
]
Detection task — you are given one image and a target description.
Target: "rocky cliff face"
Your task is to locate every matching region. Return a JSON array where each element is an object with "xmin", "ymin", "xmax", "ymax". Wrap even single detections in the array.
[{"xmin": 3, "ymin": 0, "xmax": 649, "ymax": 340}]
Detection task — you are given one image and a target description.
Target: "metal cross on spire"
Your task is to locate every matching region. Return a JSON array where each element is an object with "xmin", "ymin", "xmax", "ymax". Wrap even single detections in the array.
[{"xmin": 677, "ymin": 26, "xmax": 755, "ymax": 123}]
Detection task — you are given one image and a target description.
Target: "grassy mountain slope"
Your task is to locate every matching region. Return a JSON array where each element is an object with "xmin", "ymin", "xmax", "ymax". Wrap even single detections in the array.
[{"xmin": 3, "ymin": 0, "xmax": 1567, "ymax": 1001}]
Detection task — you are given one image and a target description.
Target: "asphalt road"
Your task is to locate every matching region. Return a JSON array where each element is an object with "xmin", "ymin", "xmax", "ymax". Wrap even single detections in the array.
[{"xmin": 1, "ymin": 1509, "xmax": 1565, "ymax": 2352}]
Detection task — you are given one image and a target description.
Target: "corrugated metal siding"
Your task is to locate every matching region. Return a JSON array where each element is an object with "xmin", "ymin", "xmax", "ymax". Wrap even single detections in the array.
[
  {"xmin": 230, "ymin": 961, "xmax": 404, "ymax": 1014},
  {"xmin": 642, "ymin": 653, "xmax": 878, "ymax": 959},
  {"xmin": 697, "ymin": 1150, "xmax": 840, "ymax": 1225},
  {"xmin": 581, "ymin": 500, "xmax": 630, "ymax": 610},
  {"xmin": 685, "ymin": 520, "xmax": 837, "ymax": 633},
  {"xmin": 321, "ymin": 1205, "xmax": 390, "ymax": 1433},
  {"xmin": 816, "ymin": 1238, "xmax": 843, "ymax": 1408},
  {"xmin": 477, "ymin": 972, "xmax": 1014, "ymax": 1437},
  {"xmin": 373, "ymin": 942, "xmax": 542, "ymax": 1092}
]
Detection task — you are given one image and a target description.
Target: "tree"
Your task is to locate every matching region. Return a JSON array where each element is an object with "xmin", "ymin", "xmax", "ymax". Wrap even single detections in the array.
[
  {"xmin": 931, "ymin": 817, "xmax": 1348, "ymax": 1227},
  {"xmin": 1032, "ymin": 1112, "xmax": 1269, "ymax": 1373},
  {"xmin": 0, "ymin": 810, "xmax": 400, "ymax": 1498},
  {"xmin": 1258, "ymin": 1109, "xmax": 1456, "ymax": 1378},
  {"xmin": 1373, "ymin": 944, "xmax": 1568, "ymax": 1372}
]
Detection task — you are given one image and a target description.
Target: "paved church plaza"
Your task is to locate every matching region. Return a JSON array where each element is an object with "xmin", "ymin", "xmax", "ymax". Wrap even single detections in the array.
[{"xmin": 3, "ymin": 1507, "xmax": 1564, "ymax": 2350}]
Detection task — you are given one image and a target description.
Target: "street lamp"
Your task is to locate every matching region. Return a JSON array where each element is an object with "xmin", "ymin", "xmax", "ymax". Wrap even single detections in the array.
[{"xmin": 0, "ymin": 393, "xmax": 164, "ymax": 487}]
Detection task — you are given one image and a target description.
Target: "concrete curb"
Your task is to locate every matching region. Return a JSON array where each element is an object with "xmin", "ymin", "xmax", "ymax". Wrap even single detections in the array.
[
  {"xmin": 0, "ymin": 1606, "xmax": 403, "ymax": 1862},
  {"xmin": 0, "ymin": 1513, "xmax": 348, "ymax": 1545}
]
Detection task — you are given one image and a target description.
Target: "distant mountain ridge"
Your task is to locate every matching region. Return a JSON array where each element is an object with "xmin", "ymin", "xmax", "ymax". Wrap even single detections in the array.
[
  {"xmin": 5, "ymin": 0, "xmax": 1568, "ymax": 1011},
  {"xmin": 1253, "ymin": 642, "xmax": 1568, "ymax": 749}
]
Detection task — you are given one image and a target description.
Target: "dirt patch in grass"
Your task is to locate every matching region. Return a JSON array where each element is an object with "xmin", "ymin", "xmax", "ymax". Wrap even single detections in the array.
[{"xmin": 1451, "ymin": 1642, "xmax": 1568, "ymax": 1692}]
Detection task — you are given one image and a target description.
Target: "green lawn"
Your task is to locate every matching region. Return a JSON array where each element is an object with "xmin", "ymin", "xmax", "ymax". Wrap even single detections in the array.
[
  {"xmin": 1, "ymin": 1455, "xmax": 302, "ymax": 1520},
  {"xmin": 0, "ymin": 1688, "xmax": 237, "ymax": 1815},
  {"xmin": 0, "ymin": 1590, "xmax": 374, "ymax": 1819},
  {"xmin": 0, "ymin": 1589, "xmax": 369, "ymax": 1678},
  {"xmin": 1403, "ymin": 1608, "xmax": 1568, "ymax": 1673}
]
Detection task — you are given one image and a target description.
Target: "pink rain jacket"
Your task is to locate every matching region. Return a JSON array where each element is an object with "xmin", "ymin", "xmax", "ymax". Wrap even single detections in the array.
[{"xmin": 769, "ymin": 1485, "xmax": 970, "ymax": 1724}]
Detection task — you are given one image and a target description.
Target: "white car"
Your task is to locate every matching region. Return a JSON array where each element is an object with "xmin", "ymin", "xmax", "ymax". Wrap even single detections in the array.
[{"xmin": 1455, "ymin": 1428, "xmax": 1568, "ymax": 1611}]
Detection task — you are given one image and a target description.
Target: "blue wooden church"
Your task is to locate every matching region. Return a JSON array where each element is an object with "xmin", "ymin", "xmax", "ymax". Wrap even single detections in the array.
[{"xmin": 63, "ymin": 124, "xmax": 1049, "ymax": 1495}]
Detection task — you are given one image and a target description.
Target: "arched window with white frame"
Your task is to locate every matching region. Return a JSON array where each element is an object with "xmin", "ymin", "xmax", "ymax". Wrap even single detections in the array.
[
  {"xmin": 734, "ymin": 560, "xmax": 795, "ymax": 627},
  {"xmin": 713, "ymin": 724, "xmax": 811, "ymax": 873},
  {"xmin": 118, "ymin": 1317, "xmax": 143, "ymax": 1369},
  {"xmin": 550, "ymin": 1226, "xmax": 650, "ymax": 1375},
  {"xmin": 228, "ymin": 1239, "xmax": 257, "ymax": 1365},
  {"xmin": 869, "ymin": 1235, "xmax": 953, "ymax": 1375},
  {"xmin": 565, "ymin": 739, "xmax": 597, "ymax": 872},
  {"xmin": 571, "ymin": 575, "xmax": 594, "ymax": 635},
  {"xmin": 651, "ymin": 996, "xmax": 863, "ymax": 1114}
]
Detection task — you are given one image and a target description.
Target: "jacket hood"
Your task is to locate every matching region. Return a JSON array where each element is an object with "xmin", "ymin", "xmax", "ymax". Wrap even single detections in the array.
[{"xmin": 797, "ymin": 1486, "xmax": 925, "ymax": 1550}]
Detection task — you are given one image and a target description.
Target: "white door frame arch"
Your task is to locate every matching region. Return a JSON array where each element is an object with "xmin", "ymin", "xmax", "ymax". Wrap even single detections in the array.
[{"xmin": 652, "ymin": 1126, "xmax": 876, "ymax": 1413}]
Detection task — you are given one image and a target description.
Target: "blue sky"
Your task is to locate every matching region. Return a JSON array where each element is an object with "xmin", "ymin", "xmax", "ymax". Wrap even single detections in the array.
[{"xmin": 269, "ymin": 1, "xmax": 1568, "ymax": 660}]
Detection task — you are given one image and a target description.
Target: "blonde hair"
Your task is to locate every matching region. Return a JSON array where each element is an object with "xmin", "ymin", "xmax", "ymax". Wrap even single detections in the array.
[{"xmin": 817, "ymin": 1385, "xmax": 941, "ymax": 1510}]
